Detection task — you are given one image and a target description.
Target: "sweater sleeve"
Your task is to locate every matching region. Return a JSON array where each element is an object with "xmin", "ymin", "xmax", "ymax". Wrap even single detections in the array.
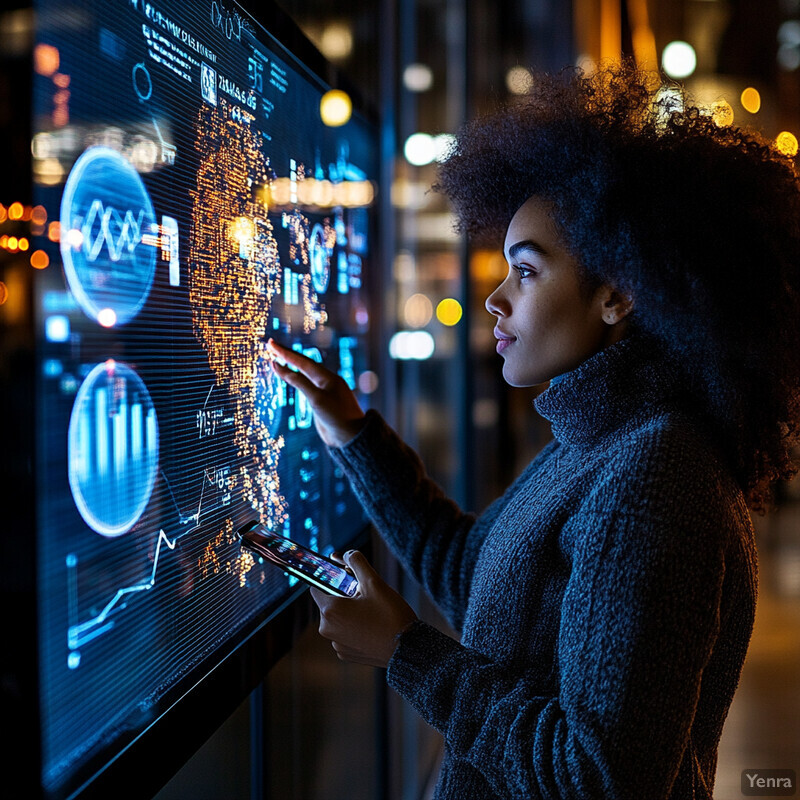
[
  {"xmin": 385, "ymin": 483, "xmax": 730, "ymax": 799},
  {"xmin": 327, "ymin": 410, "xmax": 506, "ymax": 629}
]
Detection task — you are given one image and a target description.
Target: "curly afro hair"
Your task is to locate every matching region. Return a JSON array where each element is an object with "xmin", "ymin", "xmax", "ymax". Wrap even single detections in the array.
[{"xmin": 435, "ymin": 61, "xmax": 800, "ymax": 514}]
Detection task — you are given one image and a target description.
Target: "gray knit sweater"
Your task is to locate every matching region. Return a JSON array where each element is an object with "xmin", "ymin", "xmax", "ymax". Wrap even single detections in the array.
[{"xmin": 328, "ymin": 334, "xmax": 758, "ymax": 799}]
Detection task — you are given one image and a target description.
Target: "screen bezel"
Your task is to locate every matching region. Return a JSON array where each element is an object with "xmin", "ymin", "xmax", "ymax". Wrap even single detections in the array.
[{"xmin": 1, "ymin": 0, "xmax": 379, "ymax": 797}]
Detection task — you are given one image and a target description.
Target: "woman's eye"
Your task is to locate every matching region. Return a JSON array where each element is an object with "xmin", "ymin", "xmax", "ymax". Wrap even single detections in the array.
[{"xmin": 513, "ymin": 264, "xmax": 537, "ymax": 280}]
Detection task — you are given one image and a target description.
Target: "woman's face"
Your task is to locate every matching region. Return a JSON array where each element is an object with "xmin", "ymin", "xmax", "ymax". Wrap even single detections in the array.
[{"xmin": 485, "ymin": 195, "xmax": 630, "ymax": 387}]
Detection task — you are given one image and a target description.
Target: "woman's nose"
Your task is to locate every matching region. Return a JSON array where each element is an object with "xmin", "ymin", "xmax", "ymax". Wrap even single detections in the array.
[{"xmin": 485, "ymin": 281, "xmax": 508, "ymax": 318}]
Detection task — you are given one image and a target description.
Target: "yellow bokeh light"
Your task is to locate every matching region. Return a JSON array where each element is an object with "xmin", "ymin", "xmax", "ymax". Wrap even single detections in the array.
[
  {"xmin": 18, "ymin": 237, "xmax": 29, "ymax": 251},
  {"xmin": 436, "ymin": 298, "xmax": 463, "ymax": 326},
  {"xmin": 320, "ymin": 89, "xmax": 352, "ymax": 127},
  {"xmin": 776, "ymin": 131, "xmax": 799, "ymax": 157},
  {"xmin": 741, "ymin": 87, "xmax": 761, "ymax": 114}
]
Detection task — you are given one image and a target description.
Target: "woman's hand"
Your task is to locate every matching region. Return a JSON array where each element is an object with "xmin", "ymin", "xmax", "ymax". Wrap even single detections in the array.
[
  {"xmin": 267, "ymin": 338, "xmax": 367, "ymax": 448},
  {"xmin": 310, "ymin": 551, "xmax": 418, "ymax": 668}
]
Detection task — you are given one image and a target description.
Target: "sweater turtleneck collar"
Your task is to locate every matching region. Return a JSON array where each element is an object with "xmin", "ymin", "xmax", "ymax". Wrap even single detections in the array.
[{"xmin": 533, "ymin": 332, "xmax": 683, "ymax": 447}]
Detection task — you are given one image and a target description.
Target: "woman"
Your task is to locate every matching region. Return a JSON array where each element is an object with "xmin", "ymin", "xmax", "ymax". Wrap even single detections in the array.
[{"xmin": 268, "ymin": 63, "xmax": 800, "ymax": 799}]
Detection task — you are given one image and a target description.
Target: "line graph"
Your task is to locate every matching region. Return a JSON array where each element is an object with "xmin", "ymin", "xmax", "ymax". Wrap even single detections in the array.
[
  {"xmin": 65, "ymin": 459, "xmax": 241, "ymax": 667},
  {"xmin": 67, "ymin": 529, "xmax": 177, "ymax": 654}
]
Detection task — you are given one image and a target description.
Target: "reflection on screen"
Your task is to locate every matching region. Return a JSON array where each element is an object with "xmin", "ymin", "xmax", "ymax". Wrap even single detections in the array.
[{"xmin": 33, "ymin": 0, "xmax": 374, "ymax": 793}]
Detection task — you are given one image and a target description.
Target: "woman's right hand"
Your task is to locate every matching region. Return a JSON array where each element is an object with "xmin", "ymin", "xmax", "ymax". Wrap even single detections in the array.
[{"xmin": 267, "ymin": 338, "xmax": 367, "ymax": 448}]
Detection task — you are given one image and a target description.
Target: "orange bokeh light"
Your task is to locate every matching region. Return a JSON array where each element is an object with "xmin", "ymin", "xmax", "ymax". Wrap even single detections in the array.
[
  {"xmin": 0, "ymin": 282, "xmax": 8, "ymax": 305},
  {"xmin": 30, "ymin": 250, "xmax": 50, "ymax": 269},
  {"xmin": 0, "ymin": 205, "xmax": 6, "ymax": 223},
  {"xmin": 53, "ymin": 73, "xmax": 70, "ymax": 88},
  {"xmin": 9, "ymin": 202, "xmax": 23, "ymax": 220},
  {"xmin": 18, "ymin": 237, "xmax": 29, "ymax": 251},
  {"xmin": 34, "ymin": 43, "xmax": 60, "ymax": 77},
  {"xmin": 47, "ymin": 221, "xmax": 61, "ymax": 242}
]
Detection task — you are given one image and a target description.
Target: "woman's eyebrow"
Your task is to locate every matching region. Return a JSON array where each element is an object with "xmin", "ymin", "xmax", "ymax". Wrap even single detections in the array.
[{"xmin": 506, "ymin": 239, "xmax": 549, "ymax": 260}]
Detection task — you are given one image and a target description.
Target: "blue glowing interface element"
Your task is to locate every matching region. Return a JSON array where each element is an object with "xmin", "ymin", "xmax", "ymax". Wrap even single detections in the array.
[
  {"xmin": 33, "ymin": 1, "xmax": 375, "ymax": 794},
  {"xmin": 60, "ymin": 146, "xmax": 158, "ymax": 326},
  {"xmin": 67, "ymin": 360, "xmax": 159, "ymax": 537}
]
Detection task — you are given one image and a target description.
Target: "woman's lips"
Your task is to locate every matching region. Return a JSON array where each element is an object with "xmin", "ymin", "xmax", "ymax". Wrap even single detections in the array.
[{"xmin": 494, "ymin": 328, "xmax": 516, "ymax": 353}]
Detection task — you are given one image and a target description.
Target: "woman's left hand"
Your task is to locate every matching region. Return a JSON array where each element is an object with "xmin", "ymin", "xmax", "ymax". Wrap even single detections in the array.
[{"xmin": 310, "ymin": 551, "xmax": 418, "ymax": 668}]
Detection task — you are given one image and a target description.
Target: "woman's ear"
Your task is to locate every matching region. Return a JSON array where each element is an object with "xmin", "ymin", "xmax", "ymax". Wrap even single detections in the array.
[{"xmin": 601, "ymin": 289, "xmax": 634, "ymax": 326}]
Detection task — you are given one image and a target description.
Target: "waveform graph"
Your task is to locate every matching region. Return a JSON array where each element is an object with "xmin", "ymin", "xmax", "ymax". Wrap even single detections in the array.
[
  {"xmin": 60, "ymin": 146, "xmax": 157, "ymax": 326},
  {"xmin": 68, "ymin": 360, "xmax": 159, "ymax": 537}
]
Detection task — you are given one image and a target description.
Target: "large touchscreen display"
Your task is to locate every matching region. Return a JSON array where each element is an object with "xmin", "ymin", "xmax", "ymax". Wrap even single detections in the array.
[{"xmin": 33, "ymin": 1, "xmax": 374, "ymax": 792}]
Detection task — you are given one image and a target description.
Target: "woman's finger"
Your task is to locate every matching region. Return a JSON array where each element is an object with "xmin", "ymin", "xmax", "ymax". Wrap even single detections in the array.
[{"xmin": 267, "ymin": 339, "xmax": 336, "ymax": 388}]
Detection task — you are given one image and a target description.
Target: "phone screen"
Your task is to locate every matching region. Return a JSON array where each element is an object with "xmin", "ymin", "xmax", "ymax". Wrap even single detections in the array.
[{"xmin": 238, "ymin": 522, "xmax": 359, "ymax": 597}]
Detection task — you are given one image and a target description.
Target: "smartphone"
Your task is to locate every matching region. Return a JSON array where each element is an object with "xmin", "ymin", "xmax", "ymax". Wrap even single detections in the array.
[{"xmin": 238, "ymin": 521, "xmax": 359, "ymax": 598}]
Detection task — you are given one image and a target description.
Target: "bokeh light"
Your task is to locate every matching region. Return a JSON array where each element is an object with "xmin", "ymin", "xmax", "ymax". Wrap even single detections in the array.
[
  {"xmin": 662, "ymin": 41, "xmax": 696, "ymax": 79},
  {"xmin": 506, "ymin": 66, "xmax": 534, "ymax": 95},
  {"xmin": 319, "ymin": 23, "xmax": 353, "ymax": 61},
  {"xmin": 776, "ymin": 131, "xmax": 799, "ymax": 157},
  {"xmin": 0, "ymin": 282, "xmax": 7, "ymax": 305},
  {"xmin": 320, "ymin": 89, "xmax": 352, "ymax": 127},
  {"xmin": 389, "ymin": 330, "xmax": 435, "ymax": 360},
  {"xmin": 30, "ymin": 250, "xmax": 50, "ymax": 269},
  {"xmin": 404, "ymin": 132, "xmax": 436, "ymax": 166},
  {"xmin": 97, "ymin": 307, "xmax": 118, "ymax": 327},
  {"xmin": 712, "ymin": 100, "xmax": 734, "ymax": 128},
  {"xmin": 34, "ymin": 43, "xmax": 59, "ymax": 76},
  {"xmin": 357, "ymin": 370, "xmax": 379, "ymax": 394},
  {"xmin": 404, "ymin": 293, "xmax": 434, "ymax": 328},
  {"xmin": 436, "ymin": 298, "xmax": 463, "ymax": 326},
  {"xmin": 403, "ymin": 63, "xmax": 433, "ymax": 92},
  {"xmin": 740, "ymin": 87, "xmax": 761, "ymax": 114}
]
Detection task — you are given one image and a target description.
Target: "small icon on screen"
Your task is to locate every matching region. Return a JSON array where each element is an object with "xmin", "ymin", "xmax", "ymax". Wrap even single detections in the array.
[{"xmin": 201, "ymin": 62, "xmax": 217, "ymax": 106}]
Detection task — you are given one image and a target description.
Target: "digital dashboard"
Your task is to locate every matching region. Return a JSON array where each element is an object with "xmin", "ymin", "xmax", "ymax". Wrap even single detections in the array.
[{"xmin": 29, "ymin": 1, "xmax": 376, "ymax": 794}]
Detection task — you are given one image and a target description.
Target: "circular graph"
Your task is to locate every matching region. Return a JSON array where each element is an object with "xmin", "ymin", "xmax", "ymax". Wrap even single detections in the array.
[
  {"xmin": 308, "ymin": 223, "xmax": 330, "ymax": 294},
  {"xmin": 68, "ymin": 361, "xmax": 159, "ymax": 537},
  {"xmin": 60, "ymin": 146, "xmax": 157, "ymax": 326}
]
